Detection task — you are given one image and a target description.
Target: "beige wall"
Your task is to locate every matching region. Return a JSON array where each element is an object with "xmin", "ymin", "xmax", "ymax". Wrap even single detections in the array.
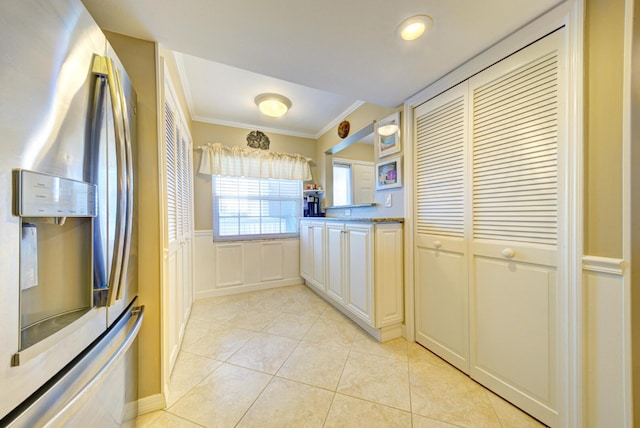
[
  {"xmin": 584, "ymin": 0, "xmax": 625, "ymax": 258},
  {"xmin": 316, "ymin": 103, "xmax": 406, "ymax": 218},
  {"xmin": 335, "ymin": 142, "xmax": 375, "ymax": 163},
  {"xmin": 192, "ymin": 122, "xmax": 317, "ymax": 230},
  {"xmin": 104, "ymin": 31, "xmax": 161, "ymax": 399},
  {"xmin": 316, "ymin": 103, "xmax": 394, "ymax": 189}
]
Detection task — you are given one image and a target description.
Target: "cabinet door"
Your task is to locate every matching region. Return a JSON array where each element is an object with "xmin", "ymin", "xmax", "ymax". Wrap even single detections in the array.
[
  {"xmin": 346, "ymin": 224, "xmax": 373, "ymax": 325},
  {"xmin": 310, "ymin": 221, "xmax": 326, "ymax": 291},
  {"xmin": 326, "ymin": 223, "xmax": 346, "ymax": 305},
  {"xmin": 299, "ymin": 221, "xmax": 313, "ymax": 281},
  {"xmin": 374, "ymin": 224, "xmax": 404, "ymax": 328},
  {"xmin": 414, "ymin": 82, "xmax": 470, "ymax": 373}
]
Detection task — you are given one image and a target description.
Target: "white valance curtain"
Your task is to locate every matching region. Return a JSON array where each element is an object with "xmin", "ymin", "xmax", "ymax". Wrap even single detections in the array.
[{"xmin": 198, "ymin": 142, "xmax": 312, "ymax": 181}]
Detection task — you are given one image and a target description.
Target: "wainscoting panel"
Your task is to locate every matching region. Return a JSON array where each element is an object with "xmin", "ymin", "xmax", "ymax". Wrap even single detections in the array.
[
  {"xmin": 260, "ymin": 241, "xmax": 285, "ymax": 282},
  {"xmin": 194, "ymin": 230, "xmax": 303, "ymax": 298},
  {"xmin": 215, "ymin": 243, "xmax": 244, "ymax": 287},
  {"xmin": 582, "ymin": 255, "xmax": 627, "ymax": 428}
]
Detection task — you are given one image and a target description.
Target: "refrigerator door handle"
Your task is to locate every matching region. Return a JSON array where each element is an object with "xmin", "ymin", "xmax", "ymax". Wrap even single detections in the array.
[
  {"xmin": 114, "ymin": 65, "xmax": 134, "ymax": 301},
  {"xmin": 89, "ymin": 74, "xmax": 109, "ymax": 298},
  {"xmin": 92, "ymin": 55, "xmax": 127, "ymax": 307},
  {"xmin": 42, "ymin": 305, "xmax": 144, "ymax": 428}
]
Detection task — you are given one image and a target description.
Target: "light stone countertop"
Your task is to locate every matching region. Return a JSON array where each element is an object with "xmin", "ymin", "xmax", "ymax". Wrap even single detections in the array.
[{"xmin": 301, "ymin": 217, "xmax": 404, "ymax": 223}]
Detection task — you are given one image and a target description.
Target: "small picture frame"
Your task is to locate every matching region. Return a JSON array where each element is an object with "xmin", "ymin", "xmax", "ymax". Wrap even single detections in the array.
[
  {"xmin": 377, "ymin": 111, "xmax": 401, "ymax": 158},
  {"xmin": 376, "ymin": 156, "xmax": 402, "ymax": 190}
]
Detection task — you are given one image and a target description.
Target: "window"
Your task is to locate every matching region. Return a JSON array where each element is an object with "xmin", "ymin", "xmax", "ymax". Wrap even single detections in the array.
[
  {"xmin": 333, "ymin": 162, "xmax": 352, "ymax": 206},
  {"xmin": 212, "ymin": 176, "xmax": 302, "ymax": 241}
]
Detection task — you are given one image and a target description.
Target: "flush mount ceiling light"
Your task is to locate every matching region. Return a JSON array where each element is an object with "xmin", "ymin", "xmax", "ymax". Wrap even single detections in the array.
[
  {"xmin": 254, "ymin": 93, "xmax": 292, "ymax": 117},
  {"xmin": 397, "ymin": 15, "xmax": 433, "ymax": 41},
  {"xmin": 378, "ymin": 122, "xmax": 399, "ymax": 136}
]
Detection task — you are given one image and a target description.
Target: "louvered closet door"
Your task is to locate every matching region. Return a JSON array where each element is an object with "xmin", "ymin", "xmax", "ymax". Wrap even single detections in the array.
[
  {"xmin": 414, "ymin": 82, "xmax": 470, "ymax": 373},
  {"xmin": 165, "ymin": 101, "xmax": 178, "ymax": 247},
  {"xmin": 468, "ymin": 30, "xmax": 562, "ymax": 426},
  {"xmin": 163, "ymin": 89, "xmax": 196, "ymax": 374},
  {"xmin": 164, "ymin": 99, "xmax": 180, "ymax": 371},
  {"xmin": 181, "ymin": 132, "xmax": 194, "ymax": 324}
]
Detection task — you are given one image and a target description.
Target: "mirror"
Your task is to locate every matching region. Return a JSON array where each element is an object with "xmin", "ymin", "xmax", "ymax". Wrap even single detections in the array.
[
  {"xmin": 324, "ymin": 111, "xmax": 401, "ymax": 208},
  {"xmin": 325, "ymin": 121, "xmax": 376, "ymax": 207}
]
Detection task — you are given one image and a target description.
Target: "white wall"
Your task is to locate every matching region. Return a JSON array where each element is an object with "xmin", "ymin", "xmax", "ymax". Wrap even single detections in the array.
[{"xmin": 582, "ymin": 257, "xmax": 627, "ymax": 427}]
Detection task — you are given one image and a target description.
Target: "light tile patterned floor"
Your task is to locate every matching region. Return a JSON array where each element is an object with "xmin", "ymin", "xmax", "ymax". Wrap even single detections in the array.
[{"xmin": 135, "ymin": 285, "xmax": 546, "ymax": 428}]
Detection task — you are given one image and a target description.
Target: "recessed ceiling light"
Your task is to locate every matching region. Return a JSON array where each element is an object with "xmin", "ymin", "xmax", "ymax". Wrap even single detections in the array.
[
  {"xmin": 254, "ymin": 93, "xmax": 292, "ymax": 117},
  {"xmin": 397, "ymin": 15, "xmax": 433, "ymax": 41}
]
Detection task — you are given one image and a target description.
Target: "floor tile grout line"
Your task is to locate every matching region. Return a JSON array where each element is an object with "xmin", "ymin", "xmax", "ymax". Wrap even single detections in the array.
[
  {"xmin": 406, "ymin": 346, "xmax": 415, "ymax": 428},
  {"xmin": 232, "ymin": 371, "xmax": 277, "ymax": 428},
  {"xmin": 162, "ymin": 285, "xmax": 542, "ymax": 428},
  {"xmin": 483, "ymin": 387, "xmax": 507, "ymax": 428},
  {"xmin": 332, "ymin": 390, "xmax": 414, "ymax": 415},
  {"xmin": 161, "ymin": 409, "xmax": 209, "ymax": 428},
  {"xmin": 164, "ymin": 354, "xmax": 227, "ymax": 410},
  {"xmin": 321, "ymin": 390, "xmax": 338, "ymax": 427}
]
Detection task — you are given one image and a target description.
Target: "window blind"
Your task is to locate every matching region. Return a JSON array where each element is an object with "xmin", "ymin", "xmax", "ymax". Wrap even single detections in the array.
[{"xmin": 212, "ymin": 176, "xmax": 302, "ymax": 241}]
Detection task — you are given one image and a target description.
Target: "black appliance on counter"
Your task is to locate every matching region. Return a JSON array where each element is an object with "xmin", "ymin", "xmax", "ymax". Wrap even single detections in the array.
[{"xmin": 303, "ymin": 190, "xmax": 325, "ymax": 217}]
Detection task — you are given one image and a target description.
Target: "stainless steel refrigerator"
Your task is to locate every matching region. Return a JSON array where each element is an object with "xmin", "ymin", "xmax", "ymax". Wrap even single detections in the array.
[{"xmin": 0, "ymin": 0, "xmax": 144, "ymax": 425}]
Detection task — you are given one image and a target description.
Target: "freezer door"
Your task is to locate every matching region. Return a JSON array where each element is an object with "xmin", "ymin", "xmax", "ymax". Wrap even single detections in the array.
[{"xmin": 0, "ymin": 302, "xmax": 144, "ymax": 428}]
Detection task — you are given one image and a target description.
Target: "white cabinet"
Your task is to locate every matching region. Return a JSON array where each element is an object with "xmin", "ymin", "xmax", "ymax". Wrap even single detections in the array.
[
  {"xmin": 372, "ymin": 224, "xmax": 404, "ymax": 329},
  {"xmin": 326, "ymin": 222, "xmax": 346, "ymax": 305},
  {"xmin": 300, "ymin": 220, "xmax": 326, "ymax": 292},
  {"xmin": 300, "ymin": 221, "xmax": 313, "ymax": 280},
  {"xmin": 301, "ymin": 219, "xmax": 403, "ymax": 341},
  {"xmin": 345, "ymin": 223, "xmax": 374, "ymax": 324}
]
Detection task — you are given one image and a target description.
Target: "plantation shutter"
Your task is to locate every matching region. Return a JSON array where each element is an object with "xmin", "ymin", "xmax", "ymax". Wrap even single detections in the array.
[
  {"xmin": 415, "ymin": 84, "xmax": 467, "ymax": 238},
  {"xmin": 472, "ymin": 52, "xmax": 559, "ymax": 246}
]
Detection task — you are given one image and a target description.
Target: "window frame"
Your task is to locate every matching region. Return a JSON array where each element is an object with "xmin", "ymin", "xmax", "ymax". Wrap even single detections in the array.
[{"xmin": 212, "ymin": 175, "xmax": 302, "ymax": 242}]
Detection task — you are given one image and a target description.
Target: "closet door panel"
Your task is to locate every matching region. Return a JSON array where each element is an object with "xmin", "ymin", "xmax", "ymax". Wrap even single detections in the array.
[
  {"xmin": 472, "ymin": 257, "xmax": 557, "ymax": 418},
  {"xmin": 469, "ymin": 30, "xmax": 562, "ymax": 426},
  {"xmin": 471, "ymin": 34, "xmax": 561, "ymax": 249},
  {"xmin": 414, "ymin": 82, "xmax": 469, "ymax": 370},
  {"xmin": 415, "ymin": 236, "xmax": 468, "ymax": 373}
]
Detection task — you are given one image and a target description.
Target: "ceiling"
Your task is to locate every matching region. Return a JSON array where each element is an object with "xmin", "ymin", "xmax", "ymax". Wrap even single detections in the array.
[{"xmin": 81, "ymin": 0, "xmax": 564, "ymax": 139}]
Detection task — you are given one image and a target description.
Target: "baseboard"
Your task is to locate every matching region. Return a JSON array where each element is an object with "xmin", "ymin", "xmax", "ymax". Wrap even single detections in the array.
[
  {"xmin": 195, "ymin": 278, "xmax": 304, "ymax": 299},
  {"xmin": 137, "ymin": 393, "xmax": 166, "ymax": 416}
]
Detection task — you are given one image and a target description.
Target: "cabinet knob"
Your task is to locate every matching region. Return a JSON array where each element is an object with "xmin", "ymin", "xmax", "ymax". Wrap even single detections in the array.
[
  {"xmin": 434, "ymin": 240, "xmax": 442, "ymax": 249},
  {"xmin": 501, "ymin": 248, "xmax": 515, "ymax": 258}
]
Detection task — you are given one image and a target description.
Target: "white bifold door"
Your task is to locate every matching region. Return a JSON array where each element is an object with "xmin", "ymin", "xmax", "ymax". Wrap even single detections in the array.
[{"xmin": 414, "ymin": 29, "xmax": 564, "ymax": 427}]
